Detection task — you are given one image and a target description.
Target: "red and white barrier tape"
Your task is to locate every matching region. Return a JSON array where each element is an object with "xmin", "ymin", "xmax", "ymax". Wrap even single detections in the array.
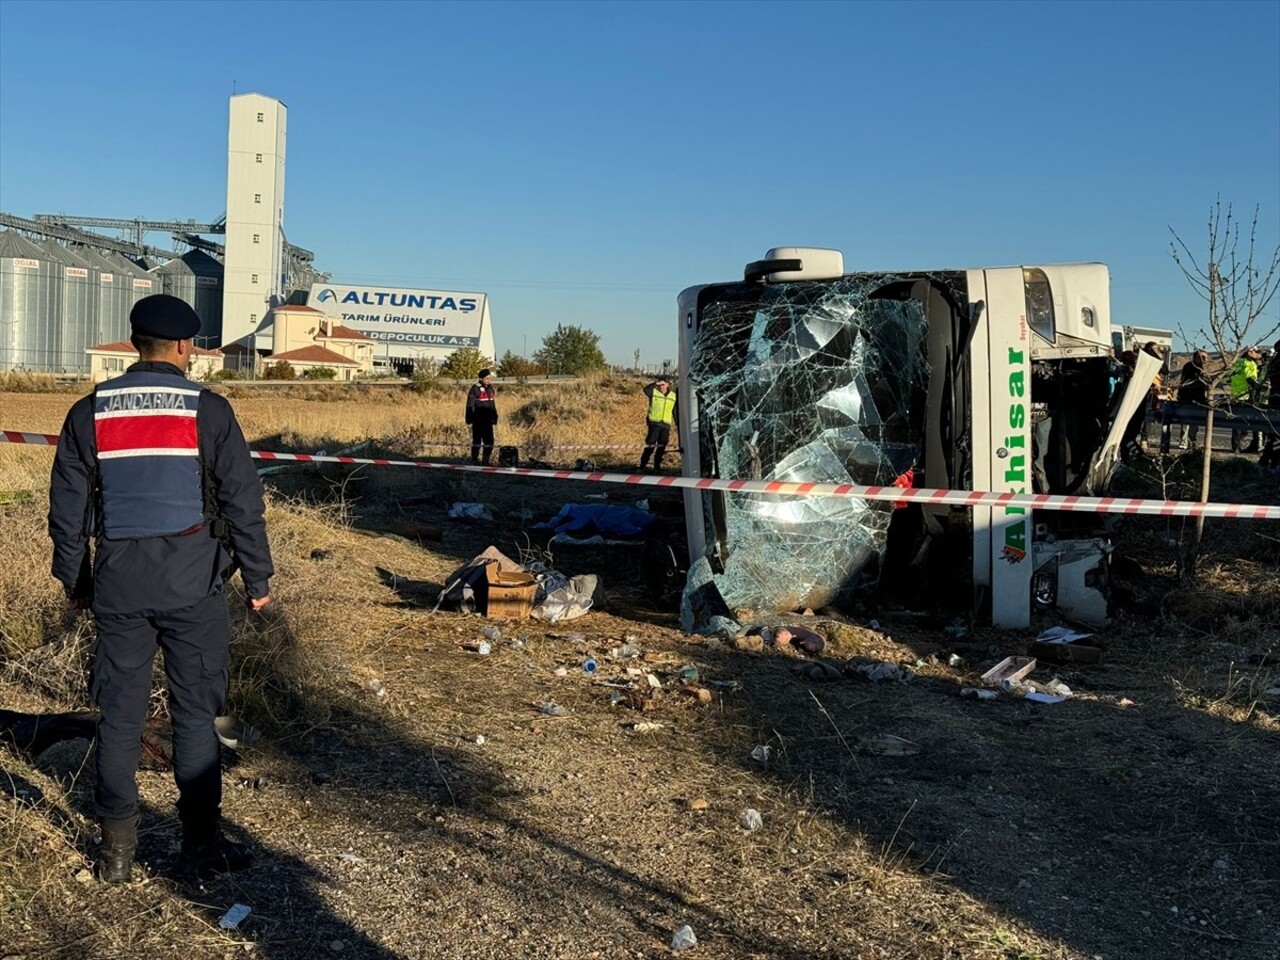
[
  {"xmin": 371, "ymin": 439, "xmax": 677, "ymax": 452},
  {"xmin": 4, "ymin": 430, "xmax": 1277, "ymax": 519}
]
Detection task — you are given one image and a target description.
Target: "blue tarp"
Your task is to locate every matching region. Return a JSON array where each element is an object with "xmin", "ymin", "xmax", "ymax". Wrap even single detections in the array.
[{"xmin": 539, "ymin": 504, "xmax": 655, "ymax": 538}]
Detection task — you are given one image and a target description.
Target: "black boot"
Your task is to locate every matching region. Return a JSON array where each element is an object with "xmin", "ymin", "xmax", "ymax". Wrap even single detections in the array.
[
  {"xmin": 175, "ymin": 809, "xmax": 252, "ymax": 880},
  {"xmin": 96, "ymin": 814, "xmax": 138, "ymax": 884}
]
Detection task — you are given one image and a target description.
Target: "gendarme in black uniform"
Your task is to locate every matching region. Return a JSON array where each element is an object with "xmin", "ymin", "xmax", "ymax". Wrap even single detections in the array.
[{"xmin": 48, "ymin": 295, "xmax": 273, "ymax": 883}]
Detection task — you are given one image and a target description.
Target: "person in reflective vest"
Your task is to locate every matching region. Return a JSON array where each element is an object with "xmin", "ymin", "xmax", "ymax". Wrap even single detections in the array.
[
  {"xmin": 465, "ymin": 368, "xmax": 498, "ymax": 465},
  {"xmin": 639, "ymin": 377, "xmax": 678, "ymax": 471},
  {"xmin": 48, "ymin": 295, "xmax": 274, "ymax": 884},
  {"xmin": 1229, "ymin": 347, "xmax": 1261, "ymax": 452}
]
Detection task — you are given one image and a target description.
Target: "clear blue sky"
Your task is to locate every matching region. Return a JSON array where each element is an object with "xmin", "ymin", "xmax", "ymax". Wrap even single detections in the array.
[{"xmin": 1, "ymin": 0, "xmax": 1277, "ymax": 365}]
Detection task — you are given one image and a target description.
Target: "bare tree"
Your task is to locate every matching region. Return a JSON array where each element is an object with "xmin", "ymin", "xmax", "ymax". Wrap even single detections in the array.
[{"xmin": 1170, "ymin": 198, "xmax": 1280, "ymax": 577}]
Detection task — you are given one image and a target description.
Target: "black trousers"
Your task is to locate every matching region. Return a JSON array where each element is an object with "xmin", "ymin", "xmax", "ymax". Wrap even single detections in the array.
[
  {"xmin": 470, "ymin": 422, "xmax": 495, "ymax": 464},
  {"xmin": 1263, "ymin": 399, "xmax": 1280, "ymax": 467},
  {"xmin": 640, "ymin": 421, "xmax": 671, "ymax": 469},
  {"xmin": 91, "ymin": 592, "xmax": 230, "ymax": 821}
]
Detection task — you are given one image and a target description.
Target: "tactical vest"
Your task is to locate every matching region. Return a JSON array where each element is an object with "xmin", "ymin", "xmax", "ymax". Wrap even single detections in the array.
[
  {"xmin": 93, "ymin": 370, "xmax": 206, "ymax": 540},
  {"xmin": 647, "ymin": 389, "xmax": 676, "ymax": 425}
]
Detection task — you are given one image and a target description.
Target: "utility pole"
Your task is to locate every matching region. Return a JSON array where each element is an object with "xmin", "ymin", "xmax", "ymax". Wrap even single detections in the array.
[{"xmin": 634, "ymin": 348, "xmax": 640, "ymax": 373}]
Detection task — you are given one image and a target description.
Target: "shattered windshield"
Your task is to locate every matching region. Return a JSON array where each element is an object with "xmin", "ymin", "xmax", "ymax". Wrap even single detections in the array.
[{"xmin": 689, "ymin": 276, "xmax": 932, "ymax": 612}]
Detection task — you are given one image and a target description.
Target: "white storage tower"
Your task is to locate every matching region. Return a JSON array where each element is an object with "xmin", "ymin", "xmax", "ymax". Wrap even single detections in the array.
[{"xmin": 222, "ymin": 93, "xmax": 287, "ymax": 347}]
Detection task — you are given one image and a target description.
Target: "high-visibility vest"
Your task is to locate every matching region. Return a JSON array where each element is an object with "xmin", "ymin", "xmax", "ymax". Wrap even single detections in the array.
[
  {"xmin": 93, "ymin": 370, "xmax": 205, "ymax": 539},
  {"xmin": 1230, "ymin": 357, "xmax": 1258, "ymax": 398},
  {"xmin": 647, "ymin": 388, "xmax": 676, "ymax": 425}
]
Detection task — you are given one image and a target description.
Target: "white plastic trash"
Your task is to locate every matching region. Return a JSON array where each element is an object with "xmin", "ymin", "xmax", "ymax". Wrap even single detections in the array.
[
  {"xmin": 218, "ymin": 903, "xmax": 252, "ymax": 930},
  {"xmin": 671, "ymin": 924, "xmax": 698, "ymax": 951}
]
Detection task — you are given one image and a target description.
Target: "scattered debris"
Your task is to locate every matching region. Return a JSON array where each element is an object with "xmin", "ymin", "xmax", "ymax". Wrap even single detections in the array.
[
  {"xmin": 947, "ymin": 653, "xmax": 966, "ymax": 668},
  {"xmin": 981, "ymin": 656, "xmax": 1037, "ymax": 688},
  {"xmin": 364, "ymin": 679, "xmax": 387, "ymax": 697},
  {"xmin": 1030, "ymin": 626, "xmax": 1103, "ymax": 665},
  {"xmin": 750, "ymin": 745, "xmax": 772, "ymax": 764},
  {"xmin": 474, "ymin": 735, "xmax": 486, "ymax": 745},
  {"xmin": 740, "ymin": 808, "xmax": 764, "ymax": 831},
  {"xmin": 626, "ymin": 721, "xmax": 664, "ymax": 733},
  {"xmin": 681, "ymin": 557, "xmax": 743, "ymax": 638},
  {"xmin": 448, "ymin": 502, "xmax": 495, "ymax": 521},
  {"xmin": 944, "ymin": 617, "xmax": 972, "ymax": 640},
  {"xmin": 218, "ymin": 903, "xmax": 252, "ymax": 931},
  {"xmin": 481, "ymin": 625, "xmax": 502, "ymax": 642},
  {"xmin": 436, "ymin": 546, "xmax": 530, "ymax": 616},
  {"xmin": 1013, "ymin": 678, "xmax": 1073, "ymax": 704},
  {"xmin": 671, "ymin": 924, "xmax": 698, "ymax": 951},
  {"xmin": 687, "ymin": 797, "xmax": 709, "ymax": 811},
  {"xmin": 339, "ymin": 853, "xmax": 363, "ymax": 864},
  {"xmin": 309, "ymin": 548, "xmax": 334, "ymax": 562},
  {"xmin": 582, "ymin": 658, "xmax": 598, "ymax": 675},
  {"xmin": 960, "ymin": 687, "xmax": 999, "ymax": 701},
  {"xmin": 855, "ymin": 661, "xmax": 914, "ymax": 683},
  {"xmin": 793, "ymin": 660, "xmax": 843, "ymax": 682},
  {"xmin": 538, "ymin": 502, "xmax": 654, "ymax": 538},
  {"xmin": 705, "ymin": 679, "xmax": 742, "ymax": 693},
  {"xmin": 539, "ymin": 702, "xmax": 569, "ymax": 717},
  {"xmin": 213, "ymin": 715, "xmax": 260, "ymax": 750},
  {"xmin": 609, "ymin": 642, "xmax": 642, "ymax": 659}
]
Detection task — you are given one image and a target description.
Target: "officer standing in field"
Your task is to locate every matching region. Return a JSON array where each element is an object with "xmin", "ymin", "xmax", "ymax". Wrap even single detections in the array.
[
  {"xmin": 48, "ymin": 295, "xmax": 274, "ymax": 884},
  {"xmin": 465, "ymin": 368, "xmax": 498, "ymax": 464},
  {"xmin": 638, "ymin": 376, "xmax": 678, "ymax": 472}
]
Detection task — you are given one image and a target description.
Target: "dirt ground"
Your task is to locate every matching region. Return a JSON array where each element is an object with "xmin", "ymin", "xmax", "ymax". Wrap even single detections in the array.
[{"xmin": 2, "ymin": 388, "xmax": 1278, "ymax": 960}]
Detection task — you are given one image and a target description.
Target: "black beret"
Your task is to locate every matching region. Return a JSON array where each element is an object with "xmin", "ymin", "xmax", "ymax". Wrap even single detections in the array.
[{"xmin": 130, "ymin": 294, "xmax": 201, "ymax": 340}]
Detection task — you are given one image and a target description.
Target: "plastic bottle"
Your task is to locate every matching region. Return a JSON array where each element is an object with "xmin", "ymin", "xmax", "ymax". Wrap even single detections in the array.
[{"xmin": 583, "ymin": 658, "xmax": 598, "ymax": 675}]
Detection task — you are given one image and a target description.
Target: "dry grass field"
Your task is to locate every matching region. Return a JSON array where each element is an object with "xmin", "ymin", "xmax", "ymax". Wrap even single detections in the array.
[{"xmin": 2, "ymin": 380, "xmax": 1278, "ymax": 960}]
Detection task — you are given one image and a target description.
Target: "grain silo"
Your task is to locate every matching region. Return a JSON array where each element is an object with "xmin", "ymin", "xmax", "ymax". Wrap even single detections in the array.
[
  {"xmin": 39, "ymin": 240, "xmax": 98, "ymax": 373},
  {"xmin": 106, "ymin": 252, "xmax": 159, "ymax": 310},
  {"xmin": 0, "ymin": 231, "xmax": 62, "ymax": 371},
  {"xmin": 72, "ymin": 245, "xmax": 132, "ymax": 346},
  {"xmin": 155, "ymin": 249, "xmax": 224, "ymax": 345}
]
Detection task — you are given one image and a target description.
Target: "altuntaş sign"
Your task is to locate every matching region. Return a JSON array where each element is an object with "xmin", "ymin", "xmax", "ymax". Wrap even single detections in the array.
[{"xmin": 308, "ymin": 282, "xmax": 486, "ymax": 348}]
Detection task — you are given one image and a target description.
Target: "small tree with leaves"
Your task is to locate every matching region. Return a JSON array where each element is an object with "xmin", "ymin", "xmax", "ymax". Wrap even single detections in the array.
[
  {"xmin": 495, "ymin": 349, "xmax": 542, "ymax": 379},
  {"xmin": 261, "ymin": 359, "xmax": 296, "ymax": 381},
  {"xmin": 439, "ymin": 347, "xmax": 492, "ymax": 381},
  {"xmin": 1169, "ymin": 198, "xmax": 1280, "ymax": 578},
  {"xmin": 534, "ymin": 324, "xmax": 607, "ymax": 376}
]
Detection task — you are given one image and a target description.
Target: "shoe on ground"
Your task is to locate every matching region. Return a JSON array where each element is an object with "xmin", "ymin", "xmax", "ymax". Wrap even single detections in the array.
[{"xmin": 95, "ymin": 815, "xmax": 138, "ymax": 884}]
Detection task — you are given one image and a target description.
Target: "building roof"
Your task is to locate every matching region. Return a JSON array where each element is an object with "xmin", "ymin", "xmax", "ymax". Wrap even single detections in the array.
[
  {"xmin": 87, "ymin": 340, "xmax": 222, "ymax": 357},
  {"xmin": 272, "ymin": 304, "xmax": 324, "ymax": 314},
  {"xmin": 0, "ymin": 230, "xmax": 48, "ymax": 259},
  {"xmin": 270, "ymin": 344, "xmax": 359, "ymax": 366},
  {"xmin": 317, "ymin": 325, "xmax": 374, "ymax": 342}
]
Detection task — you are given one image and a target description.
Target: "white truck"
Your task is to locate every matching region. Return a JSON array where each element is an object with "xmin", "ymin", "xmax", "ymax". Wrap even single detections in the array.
[{"xmin": 675, "ymin": 248, "xmax": 1158, "ymax": 628}]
